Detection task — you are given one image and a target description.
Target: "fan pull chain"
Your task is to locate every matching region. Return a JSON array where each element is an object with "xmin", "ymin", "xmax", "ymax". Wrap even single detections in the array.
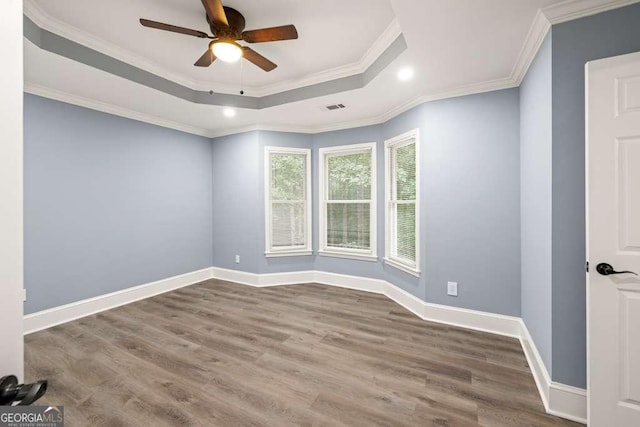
[{"xmin": 240, "ymin": 59, "xmax": 245, "ymax": 95}]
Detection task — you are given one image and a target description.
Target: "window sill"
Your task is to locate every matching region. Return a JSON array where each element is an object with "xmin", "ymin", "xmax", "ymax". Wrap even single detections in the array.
[
  {"xmin": 265, "ymin": 250, "xmax": 313, "ymax": 258},
  {"xmin": 384, "ymin": 257, "xmax": 421, "ymax": 277},
  {"xmin": 318, "ymin": 250, "xmax": 378, "ymax": 262}
]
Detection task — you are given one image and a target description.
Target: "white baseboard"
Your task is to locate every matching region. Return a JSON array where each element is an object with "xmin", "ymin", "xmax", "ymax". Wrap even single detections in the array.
[
  {"xmin": 23, "ymin": 267, "xmax": 214, "ymax": 334},
  {"xmin": 23, "ymin": 265, "xmax": 586, "ymax": 423},
  {"xmin": 210, "ymin": 267, "xmax": 261, "ymax": 287},
  {"xmin": 420, "ymin": 298, "xmax": 522, "ymax": 338},
  {"xmin": 519, "ymin": 321, "xmax": 587, "ymax": 424},
  {"xmin": 519, "ymin": 320, "xmax": 552, "ymax": 410},
  {"xmin": 548, "ymin": 382, "xmax": 587, "ymax": 424},
  {"xmin": 314, "ymin": 270, "xmax": 387, "ymax": 294},
  {"xmin": 212, "ymin": 267, "xmax": 522, "ymax": 337},
  {"xmin": 211, "ymin": 267, "xmax": 316, "ymax": 287}
]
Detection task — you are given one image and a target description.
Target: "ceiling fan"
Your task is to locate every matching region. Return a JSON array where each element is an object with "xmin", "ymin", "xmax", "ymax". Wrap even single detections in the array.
[{"xmin": 139, "ymin": 0, "xmax": 298, "ymax": 72}]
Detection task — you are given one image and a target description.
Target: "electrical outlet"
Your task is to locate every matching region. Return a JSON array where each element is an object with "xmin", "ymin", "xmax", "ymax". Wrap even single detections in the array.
[
  {"xmin": 447, "ymin": 281, "xmax": 458, "ymax": 297},
  {"xmin": 235, "ymin": 254, "xmax": 240, "ymax": 264}
]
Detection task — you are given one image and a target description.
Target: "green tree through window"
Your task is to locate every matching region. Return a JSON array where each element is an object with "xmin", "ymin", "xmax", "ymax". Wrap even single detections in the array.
[
  {"xmin": 268, "ymin": 150, "xmax": 309, "ymax": 251},
  {"xmin": 321, "ymin": 145, "xmax": 375, "ymax": 254}
]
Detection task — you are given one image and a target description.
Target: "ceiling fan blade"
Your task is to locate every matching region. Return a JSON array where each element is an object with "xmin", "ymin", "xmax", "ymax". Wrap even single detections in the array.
[
  {"xmin": 242, "ymin": 25, "xmax": 298, "ymax": 43},
  {"xmin": 201, "ymin": 0, "xmax": 228, "ymax": 27},
  {"xmin": 194, "ymin": 49, "xmax": 217, "ymax": 67},
  {"xmin": 140, "ymin": 19, "xmax": 210, "ymax": 38},
  {"xmin": 242, "ymin": 47, "xmax": 277, "ymax": 72}
]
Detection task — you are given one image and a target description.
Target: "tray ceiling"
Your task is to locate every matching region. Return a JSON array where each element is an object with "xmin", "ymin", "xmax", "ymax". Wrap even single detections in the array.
[{"xmin": 23, "ymin": 0, "xmax": 637, "ymax": 137}]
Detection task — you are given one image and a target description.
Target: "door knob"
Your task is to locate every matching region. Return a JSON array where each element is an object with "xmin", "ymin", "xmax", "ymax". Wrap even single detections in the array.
[{"xmin": 596, "ymin": 263, "xmax": 638, "ymax": 276}]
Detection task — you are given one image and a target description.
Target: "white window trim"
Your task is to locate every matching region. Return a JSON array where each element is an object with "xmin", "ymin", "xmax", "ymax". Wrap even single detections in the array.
[
  {"xmin": 318, "ymin": 142, "xmax": 377, "ymax": 261},
  {"xmin": 264, "ymin": 146, "xmax": 313, "ymax": 257},
  {"xmin": 317, "ymin": 250, "xmax": 378, "ymax": 262},
  {"xmin": 384, "ymin": 129, "xmax": 420, "ymax": 276}
]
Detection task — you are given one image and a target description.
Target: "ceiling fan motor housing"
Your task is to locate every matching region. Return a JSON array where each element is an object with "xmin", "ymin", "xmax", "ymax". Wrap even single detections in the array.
[
  {"xmin": 140, "ymin": 0, "xmax": 295, "ymax": 72},
  {"xmin": 207, "ymin": 7, "xmax": 246, "ymax": 39}
]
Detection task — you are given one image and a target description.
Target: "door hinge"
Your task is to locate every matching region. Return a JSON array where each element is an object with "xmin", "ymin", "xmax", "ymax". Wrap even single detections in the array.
[{"xmin": 585, "ymin": 261, "xmax": 589, "ymax": 272}]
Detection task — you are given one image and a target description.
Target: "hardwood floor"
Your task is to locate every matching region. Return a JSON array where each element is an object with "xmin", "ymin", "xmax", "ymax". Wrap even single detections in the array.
[{"xmin": 25, "ymin": 279, "xmax": 581, "ymax": 426}]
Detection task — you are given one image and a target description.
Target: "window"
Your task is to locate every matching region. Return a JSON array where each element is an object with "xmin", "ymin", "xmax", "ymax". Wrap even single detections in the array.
[
  {"xmin": 264, "ymin": 147, "xmax": 312, "ymax": 256},
  {"xmin": 318, "ymin": 143, "xmax": 376, "ymax": 260},
  {"xmin": 384, "ymin": 129, "xmax": 420, "ymax": 276}
]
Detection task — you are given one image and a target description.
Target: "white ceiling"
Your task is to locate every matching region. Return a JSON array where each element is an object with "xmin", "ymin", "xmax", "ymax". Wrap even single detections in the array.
[
  {"xmin": 23, "ymin": 0, "xmax": 635, "ymax": 137},
  {"xmin": 391, "ymin": 0, "xmax": 560, "ymax": 93}
]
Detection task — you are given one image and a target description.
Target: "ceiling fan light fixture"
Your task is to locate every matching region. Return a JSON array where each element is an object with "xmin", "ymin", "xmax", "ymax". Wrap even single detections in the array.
[{"xmin": 211, "ymin": 41, "xmax": 242, "ymax": 63}]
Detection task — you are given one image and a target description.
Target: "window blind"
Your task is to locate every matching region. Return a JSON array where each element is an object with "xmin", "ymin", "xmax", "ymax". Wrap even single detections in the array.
[{"xmin": 389, "ymin": 140, "xmax": 417, "ymax": 264}]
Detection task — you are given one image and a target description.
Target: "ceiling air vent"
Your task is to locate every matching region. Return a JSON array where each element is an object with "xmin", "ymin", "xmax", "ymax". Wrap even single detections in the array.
[{"xmin": 325, "ymin": 103, "xmax": 346, "ymax": 111}]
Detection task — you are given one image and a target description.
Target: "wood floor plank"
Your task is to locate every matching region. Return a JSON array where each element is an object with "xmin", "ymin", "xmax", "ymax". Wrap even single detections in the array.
[{"xmin": 24, "ymin": 280, "xmax": 581, "ymax": 426}]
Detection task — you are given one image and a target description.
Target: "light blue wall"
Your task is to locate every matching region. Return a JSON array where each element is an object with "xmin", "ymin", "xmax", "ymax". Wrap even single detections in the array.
[
  {"xmin": 520, "ymin": 33, "xmax": 553, "ymax": 376},
  {"xmin": 24, "ymin": 94, "xmax": 213, "ymax": 314},
  {"xmin": 415, "ymin": 90, "xmax": 521, "ymax": 314},
  {"xmin": 211, "ymin": 131, "xmax": 261, "ymax": 273},
  {"xmin": 550, "ymin": 2, "xmax": 640, "ymax": 388},
  {"xmin": 210, "ymin": 88, "xmax": 521, "ymax": 316}
]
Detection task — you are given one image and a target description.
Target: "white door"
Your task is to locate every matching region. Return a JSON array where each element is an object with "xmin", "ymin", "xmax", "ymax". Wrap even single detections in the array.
[
  {"xmin": 587, "ymin": 51, "xmax": 640, "ymax": 426},
  {"xmin": 0, "ymin": 1, "xmax": 24, "ymax": 379}
]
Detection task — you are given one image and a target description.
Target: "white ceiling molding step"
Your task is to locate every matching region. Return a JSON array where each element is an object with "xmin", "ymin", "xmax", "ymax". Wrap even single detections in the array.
[
  {"xmin": 23, "ymin": 15, "xmax": 406, "ymax": 110},
  {"xmin": 206, "ymin": 76, "xmax": 520, "ymax": 139},
  {"xmin": 24, "ymin": 82, "xmax": 211, "ymax": 137},
  {"xmin": 251, "ymin": 19, "xmax": 403, "ymax": 97}
]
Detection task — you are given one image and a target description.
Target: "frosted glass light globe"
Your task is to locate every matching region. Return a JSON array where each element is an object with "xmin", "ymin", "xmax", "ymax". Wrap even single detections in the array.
[{"xmin": 212, "ymin": 42, "xmax": 242, "ymax": 63}]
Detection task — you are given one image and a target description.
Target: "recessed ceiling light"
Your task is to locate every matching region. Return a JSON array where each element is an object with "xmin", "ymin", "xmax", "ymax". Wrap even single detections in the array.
[
  {"xmin": 397, "ymin": 67, "xmax": 414, "ymax": 81},
  {"xmin": 223, "ymin": 108, "xmax": 236, "ymax": 118}
]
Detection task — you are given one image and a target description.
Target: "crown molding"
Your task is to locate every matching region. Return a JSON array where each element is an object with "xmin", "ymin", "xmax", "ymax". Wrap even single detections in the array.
[
  {"xmin": 511, "ymin": 10, "xmax": 551, "ymax": 85},
  {"xmin": 24, "ymin": 82, "xmax": 210, "ymax": 137},
  {"xmin": 24, "ymin": 80, "xmax": 385, "ymax": 139},
  {"xmin": 254, "ymin": 19, "xmax": 402, "ymax": 96},
  {"xmin": 542, "ymin": 0, "xmax": 640, "ymax": 24},
  {"xmin": 25, "ymin": 70, "xmax": 516, "ymax": 140},
  {"xmin": 510, "ymin": 0, "xmax": 639, "ymax": 84},
  {"xmin": 206, "ymin": 124, "xmax": 315, "ymax": 138},
  {"xmin": 23, "ymin": 0, "xmax": 401, "ymax": 97},
  {"xmin": 207, "ymin": 76, "xmax": 518, "ymax": 138},
  {"xmin": 385, "ymin": 76, "xmax": 518, "ymax": 121}
]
